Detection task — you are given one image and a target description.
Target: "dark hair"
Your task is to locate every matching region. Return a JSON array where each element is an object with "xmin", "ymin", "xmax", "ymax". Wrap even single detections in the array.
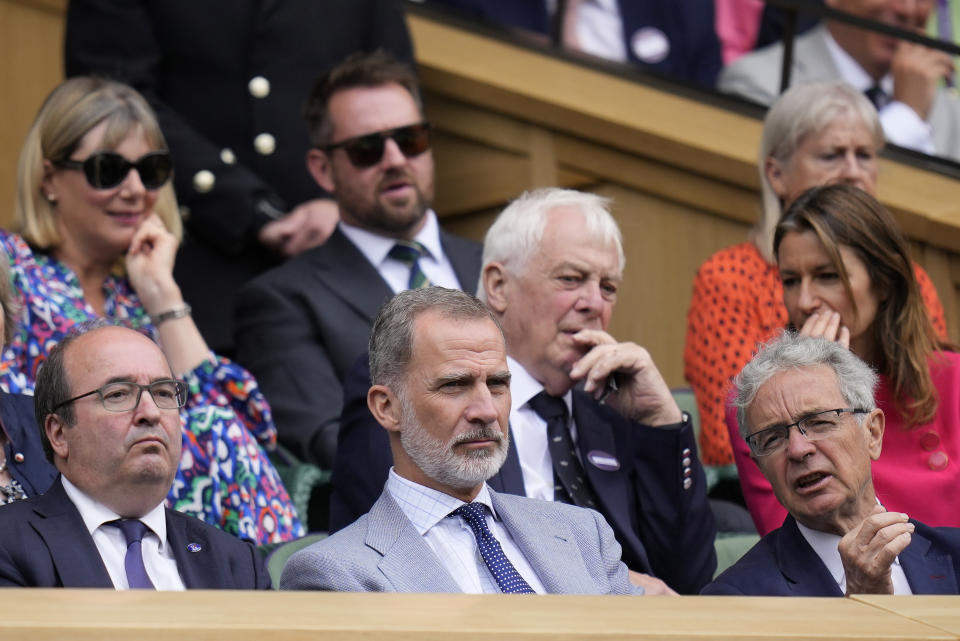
[
  {"xmin": 304, "ymin": 50, "xmax": 423, "ymax": 148},
  {"xmin": 369, "ymin": 287, "xmax": 502, "ymax": 394},
  {"xmin": 34, "ymin": 319, "xmax": 114, "ymax": 462},
  {"xmin": 774, "ymin": 184, "xmax": 946, "ymax": 427}
]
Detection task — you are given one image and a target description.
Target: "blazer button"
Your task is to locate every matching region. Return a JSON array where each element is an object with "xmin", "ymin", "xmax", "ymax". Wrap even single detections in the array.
[
  {"xmin": 683, "ymin": 468, "xmax": 693, "ymax": 478},
  {"xmin": 929, "ymin": 451, "xmax": 949, "ymax": 471},
  {"xmin": 193, "ymin": 170, "xmax": 215, "ymax": 193},
  {"xmin": 248, "ymin": 75, "xmax": 271, "ymax": 98},
  {"xmin": 920, "ymin": 431, "xmax": 940, "ymax": 451},
  {"xmin": 681, "ymin": 457, "xmax": 692, "ymax": 467},
  {"xmin": 682, "ymin": 478, "xmax": 692, "ymax": 490},
  {"xmin": 681, "ymin": 448, "xmax": 691, "ymax": 458},
  {"xmin": 254, "ymin": 133, "xmax": 276, "ymax": 155},
  {"xmin": 14, "ymin": 452, "xmax": 24, "ymax": 463}
]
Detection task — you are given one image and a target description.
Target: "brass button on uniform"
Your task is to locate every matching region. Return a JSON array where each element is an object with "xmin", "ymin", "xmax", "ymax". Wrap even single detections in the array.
[
  {"xmin": 248, "ymin": 76, "xmax": 270, "ymax": 98},
  {"xmin": 192, "ymin": 170, "xmax": 215, "ymax": 193},
  {"xmin": 254, "ymin": 133, "xmax": 276, "ymax": 156},
  {"xmin": 220, "ymin": 148, "xmax": 237, "ymax": 165}
]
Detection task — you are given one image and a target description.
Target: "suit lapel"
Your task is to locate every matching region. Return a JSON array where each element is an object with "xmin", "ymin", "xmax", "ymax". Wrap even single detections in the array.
[
  {"xmin": 492, "ymin": 490, "xmax": 597, "ymax": 594},
  {"xmin": 900, "ymin": 525, "xmax": 959, "ymax": 594},
  {"xmin": 486, "ymin": 427, "xmax": 525, "ymax": 495},
  {"xmin": 365, "ymin": 492, "xmax": 461, "ymax": 593},
  {"xmin": 31, "ymin": 479, "xmax": 113, "ymax": 588},
  {"xmin": 166, "ymin": 509, "xmax": 225, "ymax": 589},
  {"xmin": 311, "ymin": 228, "xmax": 394, "ymax": 323},
  {"xmin": 774, "ymin": 517, "xmax": 844, "ymax": 596}
]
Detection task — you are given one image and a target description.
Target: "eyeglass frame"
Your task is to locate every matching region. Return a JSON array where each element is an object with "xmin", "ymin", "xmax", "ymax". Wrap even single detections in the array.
[
  {"xmin": 52, "ymin": 150, "xmax": 174, "ymax": 190},
  {"xmin": 52, "ymin": 379, "xmax": 188, "ymax": 413},
  {"xmin": 320, "ymin": 122, "xmax": 432, "ymax": 168},
  {"xmin": 745, "ymin": 407, "xmax": 870, "ymax": 457}
]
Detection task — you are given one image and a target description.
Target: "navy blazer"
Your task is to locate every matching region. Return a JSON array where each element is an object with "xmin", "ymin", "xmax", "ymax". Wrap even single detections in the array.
[
  {"xmin": 330, "ymin": 357, "xmax": 717, "ymax": 594},
  {"xmin": 0, "ymin": 477, "xmax": 271, "ymax": 588},
  {"xmin": 1, "ymin": 391, "xmax": 56, "ymax": 498},
  {"xmin": 702, "ymin": 515, "xmax": 960, "ymax": 595}
]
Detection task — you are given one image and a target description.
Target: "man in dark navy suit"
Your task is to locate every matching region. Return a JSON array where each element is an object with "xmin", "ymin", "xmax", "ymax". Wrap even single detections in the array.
[
  {"xmin": 703, "ymin": 333, "xmax": 960, "ymax": 596},
  {"xmin": 0, "ymin": 323, "xmax": 269, "ymax": 589},
  {"xmin": 332, "ymin": 188, "xmax": 716, "ymax": 594}
]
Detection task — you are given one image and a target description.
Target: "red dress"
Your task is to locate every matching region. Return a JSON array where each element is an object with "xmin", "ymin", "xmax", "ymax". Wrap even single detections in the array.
[{"xmin": 685, "ymin": 241, "xmax": 947, "ymax": 467}]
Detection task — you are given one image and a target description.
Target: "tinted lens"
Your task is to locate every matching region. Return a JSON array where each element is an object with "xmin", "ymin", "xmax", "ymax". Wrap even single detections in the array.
[
  {"xmin": 342, "ymin": 135, "xmax": 387, "ymax": 168},
  {"xmin": 83, "ymin": 151, "xmax": 173, "ymax": 189},
  {"xmin": 393, "ymin": 124, "xmax": 431, "ymax": 157},
  {"xmin": 334, "ymin": 123, "xmax": 432, "ymax": 168}
]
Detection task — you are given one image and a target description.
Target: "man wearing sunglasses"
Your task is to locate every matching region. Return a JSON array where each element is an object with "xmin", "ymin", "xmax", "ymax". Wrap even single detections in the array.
[
  {"xmin": 0, "ymin": 323, "xmax": 270, "ymax": 589},
  {"xmin": 235, "ymin": 52, "xmax": 482, "ymax": 469},
  {"xmin": 703, "ymin": 332, "xmax": 960, "ymax": 596}
]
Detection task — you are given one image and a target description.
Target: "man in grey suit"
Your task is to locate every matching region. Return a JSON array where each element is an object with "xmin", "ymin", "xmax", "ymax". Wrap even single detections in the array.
[
  {"xmin": 280, "ymin": 288, "xmax": 643, "ymax": 594},
  {"xmin": 719, "ymin": 0, "xmax": 960, "ymax": 163},
  {"xmin": 234, "ymin": 52, "xmax": 482, "ymax": 467}
]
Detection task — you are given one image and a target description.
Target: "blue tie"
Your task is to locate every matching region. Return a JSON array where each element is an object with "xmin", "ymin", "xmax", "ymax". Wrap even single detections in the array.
[
  {"xmin": 108, "ymin": 519, "xmax": 156, "ymax": 589},
  {"xmin": 453, "ymin": 502, "xmax": 535, "ymax": 594},
  {"xmin": 388, "ymin": 241, "xmax": 433, "ymax": 289}
]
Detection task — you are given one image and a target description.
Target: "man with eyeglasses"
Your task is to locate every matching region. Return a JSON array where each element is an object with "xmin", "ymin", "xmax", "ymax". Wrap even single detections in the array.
[
  {"xmin": 0, "ymin": 323, "xmax": 270, "ymax": 589},
  {"xmin": 702, "ymin": 332, "xmax": 960, "ymax": 596},
  {"xmin": 234, "ymin": 51, "xmax": 481, "ymax": 469}
]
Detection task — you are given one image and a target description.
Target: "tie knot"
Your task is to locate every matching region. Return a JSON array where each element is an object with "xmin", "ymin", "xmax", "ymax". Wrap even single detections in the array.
[
  {"xmin": 453, "ymin": 502, "xmax": 491, "ymax": 530},
  {"xmin": 388, "ymin": 241, "xmax": 428, "ymax": 265},
  {"xmin": 528, "ymin": 391, "xmax": 568, "ymax": 423},
  {"xmin": 108, "ymin": 519, "xmax": 151, "ymax": 546}
]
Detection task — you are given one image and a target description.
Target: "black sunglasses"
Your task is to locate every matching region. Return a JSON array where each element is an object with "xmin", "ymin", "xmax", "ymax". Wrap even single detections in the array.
[
  {"xmin": 323, "ymin": 122, "xmax": 432, "ymax": 168},
  {"xmin": 54, "ymin": 150, "xmax": 174, "ymax": 190}
]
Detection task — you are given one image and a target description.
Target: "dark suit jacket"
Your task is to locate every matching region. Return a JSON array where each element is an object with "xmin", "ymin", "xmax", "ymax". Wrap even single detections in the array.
[
  {"xmin": 0, "ymin": 477, "xmax": 270, "ymax": 588},
  {"xmin": 428, "ymin": 0, "xmax": 721, "ymax": 86},
  {"xmin": 234, "ymin": 226, "xmax": 482, "ymax": 466},
  {"xmin": 1, "ymin": 391, "xmax": 56, "ymax": 498},
  {"xmin": 330, "ymin": 358, "xmax": 717, "ymax": 594},
  {"xmin": 702, "ymin": 515, "xmax": 960, "ymax": 595},
  {"xmin": 64, "ymin": 0, "xmax": 414, "ymax": 352}
]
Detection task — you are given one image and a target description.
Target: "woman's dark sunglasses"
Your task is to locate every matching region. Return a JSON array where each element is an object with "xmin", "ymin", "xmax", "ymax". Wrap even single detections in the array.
[
  {"xmin": 54, "ymin": 151, "xmax": 174, "ymax": 190},
  {"xmin": 323, "ymin": 122, "xmax": 432, "ymax": 168}
]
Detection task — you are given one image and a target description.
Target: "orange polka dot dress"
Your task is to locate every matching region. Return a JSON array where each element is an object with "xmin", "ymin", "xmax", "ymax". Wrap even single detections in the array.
[{"xmin": 684, "ymin": 241, "xmax": 947, "ymax": 467}]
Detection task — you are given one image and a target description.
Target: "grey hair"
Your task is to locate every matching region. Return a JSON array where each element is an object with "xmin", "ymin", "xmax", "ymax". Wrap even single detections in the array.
[
  {"xmin": 477, "ymin": 188, "xmax": 625, "ymax": 301},
  {"xmin": 369, "ymin": 287, "xmax": 504, "ymax": 393},
  {"xmin": 733, "ymin": 332, "xmax": 878, "ymax": 438},
  {"xmin": 34, "ymin": 318, "xmax": 118, "ymax": 463},
  {"xmin": 754, "ymin": 82, "xmax": 884, "ymax": 261}
]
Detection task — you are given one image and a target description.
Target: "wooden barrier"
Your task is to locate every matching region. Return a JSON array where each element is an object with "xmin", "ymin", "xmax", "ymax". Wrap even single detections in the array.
[{"xmin": 0, "ymin": 590, "xmax": 957, "ymax": 640}]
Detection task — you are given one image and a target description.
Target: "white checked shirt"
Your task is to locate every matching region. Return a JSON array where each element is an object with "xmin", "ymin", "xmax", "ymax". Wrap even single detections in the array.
[
  {"xmin": 386, "ymin": 469, "xmax": 546, "ymax": 594},
  {"xmin": 339, "ymin": 209, "xmax": 461, "ymax": 294}
]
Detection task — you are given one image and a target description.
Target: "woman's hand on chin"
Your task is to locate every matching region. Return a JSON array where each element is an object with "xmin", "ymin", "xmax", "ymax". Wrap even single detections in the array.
[
  {"xmin": 126, "ymin": 213, "xmax": 182, "ymax": 313},
  {"xmin": 798, "ymin": 310, "xmax": 851, "ymax": 349}
]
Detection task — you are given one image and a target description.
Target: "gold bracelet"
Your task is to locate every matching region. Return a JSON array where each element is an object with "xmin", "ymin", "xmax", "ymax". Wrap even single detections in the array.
[{"xmin": 150, "ymin": 304, "xmax": 192, "ymax": 326}]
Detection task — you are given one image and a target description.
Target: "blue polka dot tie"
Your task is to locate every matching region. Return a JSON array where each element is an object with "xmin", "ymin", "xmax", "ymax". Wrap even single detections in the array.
[
  {"xmin": 388, "ymin": 241, "xmax": 433, "ymax": 289},
  {"xmin": 107, "ymin": 519, "xmax": 155, "ymax": 589},
  {"xmin": 453, "ymin": 502, "xmax": 535, "ymax": 594}
]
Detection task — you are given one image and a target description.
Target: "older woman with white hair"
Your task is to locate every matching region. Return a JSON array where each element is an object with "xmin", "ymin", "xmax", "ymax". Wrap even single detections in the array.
[
  {"xmin": 684, "ymin": 81, "xmax": 946, "ymax": 471},
  {"xmin": 1, "ymin": 76, "xmax": 303, "ymax": 543}
]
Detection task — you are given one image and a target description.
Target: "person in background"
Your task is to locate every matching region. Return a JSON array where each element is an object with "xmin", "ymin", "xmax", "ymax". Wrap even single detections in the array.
[
  {"xmin": 703, "ymin": 332, "xmax": 960, "ymax": 596},
  {"xmin": 1, "ymin": 76, "xmax": 302, "ymax": 544},
  {"xmin": 732, "ymin": 184, "xmax": 960, "ymax": 534},
  {"xmin": 64, "ymin": 0, "xmax": 415, "ymax": 354},
  {"xmin": 0, "ymin": 323, "xmax": 271, "ymax": 589},
  {"xmin": 684, "ymin": 82, "xmax": 945, "ymax": 472}
]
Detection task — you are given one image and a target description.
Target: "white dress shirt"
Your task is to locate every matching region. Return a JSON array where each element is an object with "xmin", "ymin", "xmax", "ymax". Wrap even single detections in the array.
[
  {"xmin": 507, "ymin": 356, "xmax": 580, "ymax": 502},
  {"xmin": 386, "ymin": 469, "xmax": 546, "ymax": 594},
  {"xmin": 796, "ymin": 519, "xmax": 913, "ymax": 595},
  {"xmin": 823, "ymin": 30, "xmax": 936, "ymax": 154},
  {"xmin": 339, "ymin": 209, "xmax": 461, "ymax": 294},
  {"xmin": 61, "ymin": 477, "xmax": 185, "ymax": 590}
]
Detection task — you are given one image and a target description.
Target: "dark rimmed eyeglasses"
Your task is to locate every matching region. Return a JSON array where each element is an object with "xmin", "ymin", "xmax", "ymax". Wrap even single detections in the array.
[
  {"xmin": 322, "ymin": 122, "xmax": 432, "ymax": 168},
  {"xmin": 53, "ymin": 380, "xmax": 187, "ymax": 413},
  {"xmin": 53, "ymin": 151, "xmax": 174, "ymax": 190},
  {"xmin": 745, "ymin": 407, "xmax": 869, "ymax": 457}
]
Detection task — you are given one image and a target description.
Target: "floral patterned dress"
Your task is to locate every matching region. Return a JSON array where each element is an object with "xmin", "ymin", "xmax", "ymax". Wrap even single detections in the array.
[{"xmin": 0, "ymin": 230, "xmax": 303, "ymax": 544}]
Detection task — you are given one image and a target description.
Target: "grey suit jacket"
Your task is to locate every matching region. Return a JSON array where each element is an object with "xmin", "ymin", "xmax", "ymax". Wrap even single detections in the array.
[
  {"xmin": 279, "ymin": 485, "xmax": 642, "ymax": 594},
  {"xmin": 718, "ymin": 24, "xmax": 960, "ymax": 162},
  {"xmin": 234, "ymin": 225, "xmax": 482, "ymax": 465}
]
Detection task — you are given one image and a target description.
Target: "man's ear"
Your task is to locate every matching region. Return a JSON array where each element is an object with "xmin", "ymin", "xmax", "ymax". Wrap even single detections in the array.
[
  {"xmin": 306, "ymin": 148, "xmax": 335, "ymax": 193},
  {"xmin": 482, "ymin": 262, "xmax": 509, "ymax": 314},
  {"xmin": 368, "ymin": 385, "xmax": 402, "ymax": 434},
  {"xmin": 864, "ymin": 408, "xmax": 885, "ymax": 461},
  {"xmin": 45, "ymin": 414, "xmax": 69, "ymax": 460}
]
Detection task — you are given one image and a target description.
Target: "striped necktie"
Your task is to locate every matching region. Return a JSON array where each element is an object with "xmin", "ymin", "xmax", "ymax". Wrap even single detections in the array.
[{"xmin": 388, "ymin": 241, "xmax": 433, "ymax": 289}]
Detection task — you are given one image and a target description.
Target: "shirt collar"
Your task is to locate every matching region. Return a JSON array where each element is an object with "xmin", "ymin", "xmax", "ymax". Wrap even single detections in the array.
[
  {"xmin": 61, "ymin": 476, "xmax": 168, "ymax": 550},
  {"xmin": 386, "ymin": 468, "xmax": 497, "ymax": 536},
  {"xmin": 823, "ymin": 29, "xmax": 894, "ymax": 94},
  {"xmin": 339, "ymin": 209, "xmax": 443, "ymax": 270},
  {"xmin": 507, "ymin": 356, "xmax": 573, "ymax": 415}
]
